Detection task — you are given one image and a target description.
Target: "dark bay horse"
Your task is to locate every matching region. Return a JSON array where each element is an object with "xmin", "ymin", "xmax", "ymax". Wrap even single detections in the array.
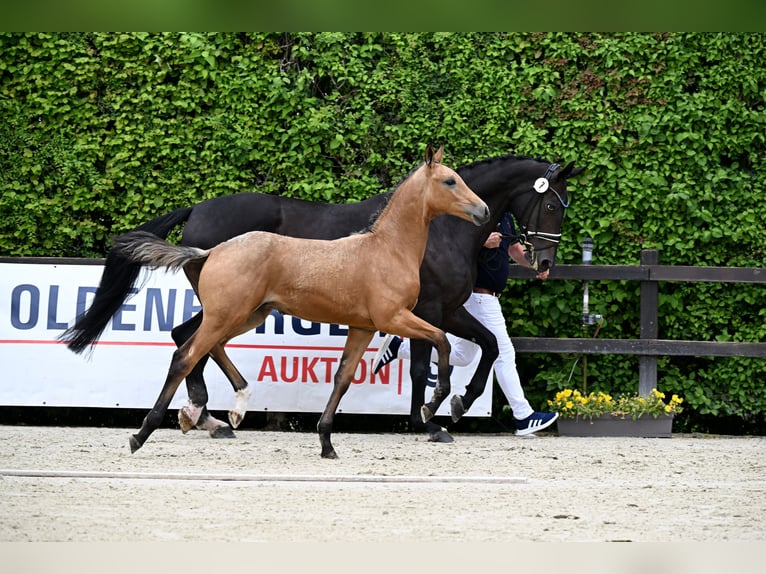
[
  {"xmin": 111, "ymin": 146, "xmax": 489, "ymax": 458},
  {"xmin": 61, "ymin": 153, "xmax": 581, "ymax": 443}
]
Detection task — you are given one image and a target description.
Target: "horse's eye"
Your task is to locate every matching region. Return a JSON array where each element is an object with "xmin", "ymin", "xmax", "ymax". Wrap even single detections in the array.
[
  {"xmin": 545, "ymin": 202, "xmax": 556, "ymax": 213},
  {"xmin": 444, "ymin": 177, "xmax": 456, "ymax": 186}
]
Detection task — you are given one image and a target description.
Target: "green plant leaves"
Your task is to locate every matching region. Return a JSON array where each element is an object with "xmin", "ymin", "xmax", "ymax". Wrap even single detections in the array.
[{"xmin": 2, "ymin": 32, "xmax": 764, "ymax": 433}]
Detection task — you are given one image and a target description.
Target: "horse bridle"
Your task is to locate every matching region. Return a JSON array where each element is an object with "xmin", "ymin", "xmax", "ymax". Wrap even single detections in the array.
[{"xmin": 517, "ymin": 162, "xmax": 569, "ymax": 248}]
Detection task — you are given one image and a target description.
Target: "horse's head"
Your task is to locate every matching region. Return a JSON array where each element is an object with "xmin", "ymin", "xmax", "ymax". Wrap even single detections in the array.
[
  {"xmin": 422, "ymin": 145, "xmax": 490, "ymax": 226},
  {"xmin": 513, "ymin": 161, "xmax": 583, "ymax": 273}
]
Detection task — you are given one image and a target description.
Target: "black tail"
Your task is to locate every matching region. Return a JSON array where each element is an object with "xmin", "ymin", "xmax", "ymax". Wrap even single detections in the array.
[{"xmin": 60, "ymin": 206, "xmax": 194, "ymax": 354}]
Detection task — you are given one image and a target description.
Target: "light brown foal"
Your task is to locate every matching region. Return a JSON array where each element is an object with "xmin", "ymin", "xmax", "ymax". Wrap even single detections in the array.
[{"xmin": 114, "ymin": 145, "xmax": 489, "ymax": 458}]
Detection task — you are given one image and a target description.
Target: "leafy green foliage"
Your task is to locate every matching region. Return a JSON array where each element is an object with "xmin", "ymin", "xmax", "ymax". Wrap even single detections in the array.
[{"xmin": 2, "ymin": 33, "xmax": 764, "ymax": 433}]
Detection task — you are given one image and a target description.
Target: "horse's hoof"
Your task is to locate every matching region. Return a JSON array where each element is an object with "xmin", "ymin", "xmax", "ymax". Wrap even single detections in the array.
[
  {"xmin": 428, "ymin": 428, "xmax": 454, "ymax": 443},
  {"xmin": 421, "ymin": 405, "xmax": 435, "ymax": 423},
  {"xmin": 450, "ymin": 394, "xmax": 466, "ymax": 423},
  {"xmin": 321, "ymin": 449, "xmax": 339, "ymax": 459},
  {"xmin": 228, "ymin": 410, "xmax": 245, "ymax": 429},
  {"xmin": 209, "ymin": 425, "xmax": 237, "ymax": 439},
  {"xmin": 128, "ymin": 435, "xmax": 142, "ymax": 454},
  {"xmin": 178, "ymin": 407, "xmax": 196, "ymax": 434}
]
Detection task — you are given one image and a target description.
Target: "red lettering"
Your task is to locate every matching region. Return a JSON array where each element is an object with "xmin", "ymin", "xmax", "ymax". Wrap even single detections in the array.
[
  {"xmin": 257, "ymin": 356, "xmax": 278, "ymax": 382},
  {"xmin": 319, "ymin": 356, "xmax": 337, "ymax": 382},
  {"xmin": 352, "ymin": 359, "xmax": 367, "ymax": 384},
  {"xmin": 371, "ymin": 359, "xmax": 390, "ymax": 385},
  {"xmin": 257, "ymin": 353, "xmax": 398, "ymax": 387},
  {"xmin": 281, "ymin": 356, "xmax": 299, "ymax": 383},
  {"xmin": 301, "ymin": 356, "xmax": 319, "ymax": 382}
]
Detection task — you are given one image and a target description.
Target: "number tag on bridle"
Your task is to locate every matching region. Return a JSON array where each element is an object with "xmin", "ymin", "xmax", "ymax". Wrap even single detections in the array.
[{"xmin": 533, "ymin": 177, "xmax": 549, "ymax": 193}]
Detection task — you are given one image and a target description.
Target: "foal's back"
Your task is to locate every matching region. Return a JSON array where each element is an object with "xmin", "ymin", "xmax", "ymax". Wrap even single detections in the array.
[{"xmin": 197, "ymin": 230, "xmax": 414, "ymax": 330}]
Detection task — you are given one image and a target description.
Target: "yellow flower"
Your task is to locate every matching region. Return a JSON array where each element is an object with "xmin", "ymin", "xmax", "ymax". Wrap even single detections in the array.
[{"xmin": 551, "ymin": 388, "xmax": 683, "ymax": 419}]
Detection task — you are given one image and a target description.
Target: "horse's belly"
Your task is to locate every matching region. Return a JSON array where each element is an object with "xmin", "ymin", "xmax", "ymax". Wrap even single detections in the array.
[{"xmin": 277, "ymin": 303, "xmax": 374, "ymax": 331}]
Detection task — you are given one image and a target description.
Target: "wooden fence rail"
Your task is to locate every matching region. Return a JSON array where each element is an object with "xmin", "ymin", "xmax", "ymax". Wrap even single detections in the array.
[{"xmin": 506, "ymin": 249, "xmax": 766, "ymax": 395}]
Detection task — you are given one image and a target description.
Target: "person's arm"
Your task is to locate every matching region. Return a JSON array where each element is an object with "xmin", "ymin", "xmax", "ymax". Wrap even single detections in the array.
[
  {"xmin": 508, "ymin": 241, "xmax": 549, "ymax": 280},
  {"xmin": 482, "ymin": 232, "xmax": 548, "ymax": 280}
]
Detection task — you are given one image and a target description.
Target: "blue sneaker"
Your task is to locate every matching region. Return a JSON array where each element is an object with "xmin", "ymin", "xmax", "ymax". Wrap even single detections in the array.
[
  {"xmin": 515, "ymin": 412, "xmax": 559, "ymax": 436},
  {"xmin": 373, "ymin": 335, "xmax": 402, "ymax": 374}
]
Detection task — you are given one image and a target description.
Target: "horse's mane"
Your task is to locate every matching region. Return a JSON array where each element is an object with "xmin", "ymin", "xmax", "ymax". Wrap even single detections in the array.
[
  {"xmin": 355, "ymin": 161, "xmax": 423, "ymax": 235},
  {"xmin": 455, "ymin": 153, "xmax": 550, "ymax": 174},
  {"xmin": 355, "ymin": 154, "xmax": 551, "ymax": 235}
]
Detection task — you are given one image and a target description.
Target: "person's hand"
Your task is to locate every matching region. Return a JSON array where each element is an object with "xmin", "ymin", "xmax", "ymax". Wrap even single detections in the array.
[
  {"xmin": 536, "ymin": 269, "xmax": 549, "ymax": 280},
  {"xmin": 483, "ymin": 231, "xmax": 502, "ymax": 249}
]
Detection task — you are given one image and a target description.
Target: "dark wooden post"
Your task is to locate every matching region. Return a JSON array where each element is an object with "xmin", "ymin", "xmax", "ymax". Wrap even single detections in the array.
[{"xmin": 639, "ymin": 249, "xmax": 659, "ymax": 395}]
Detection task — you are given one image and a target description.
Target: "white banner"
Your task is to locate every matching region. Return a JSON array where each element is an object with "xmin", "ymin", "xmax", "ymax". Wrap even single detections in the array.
[{"xmin": 0, "ymin": 261, "xmax": 492, "ymax": 417}]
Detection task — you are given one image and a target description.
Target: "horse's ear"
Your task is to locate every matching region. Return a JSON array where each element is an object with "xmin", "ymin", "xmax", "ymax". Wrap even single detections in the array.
[
  {"xmin": 425, "ymin": 144, "xmax": 444, "ymax": 167},
  {"xmin": 559, "ymin": 161, "xmax": 584, "ymax": 179}
]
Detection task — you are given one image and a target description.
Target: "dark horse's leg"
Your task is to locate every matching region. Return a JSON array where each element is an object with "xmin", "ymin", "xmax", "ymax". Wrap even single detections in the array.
[
  {"xmin": 439, "ymin": 306, "xmax": 499, "ymax": 422},
  {"xmin": 404, "ymin": 301, "xmax": 456, "ymax": 443},
  {"xmin": 409, "ymin": 305, "xmax": 499, "ymax": 437},
  {"xmin": 408, "ymin": 339, "xmax": 454, "ymax": 442}
]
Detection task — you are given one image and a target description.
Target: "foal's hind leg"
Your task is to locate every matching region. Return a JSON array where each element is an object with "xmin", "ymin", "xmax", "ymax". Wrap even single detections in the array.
[
  {"xmin": 130, "ymin": 337, "xmax": 208, "ymax": 452},
  {"xmin": 175, "ymin": 262, "xmax": 235, "ymax": 437},
  {"xmin": 207, "ymin": 343, "xmax": 252, "ymax": 430},
  {"xmin": 173, "ymin": 312, "xmax": 235, "ymax": 438},
  {"xmin": 132, "ymin": 319, "xmax": 243, "ymax": 452},
  {"xmin": 185, "ymin": 305, "xmax": 276, "ymax": 432},
  {"xmin": 209, "ymin": 305, "xmax": 276, "ymax": 429},
  {"xmin": 317, "ymin": 327, "xmax": 375, "ymax": 459}
]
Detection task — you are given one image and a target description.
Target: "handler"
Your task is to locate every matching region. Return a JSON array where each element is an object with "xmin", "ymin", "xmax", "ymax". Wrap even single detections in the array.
[{"xmin": 374, "ymin": 212, "xmax": 559, "ymax": 436}]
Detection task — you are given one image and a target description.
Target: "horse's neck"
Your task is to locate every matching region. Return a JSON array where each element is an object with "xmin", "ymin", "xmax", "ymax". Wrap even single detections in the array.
[
  {"xmin": 461, "ymin": 158, "xmax": 539, "ymax": 249},
  {"xmin": 369, "ymin": 176, "xmax": 432, "ymax": 256}
]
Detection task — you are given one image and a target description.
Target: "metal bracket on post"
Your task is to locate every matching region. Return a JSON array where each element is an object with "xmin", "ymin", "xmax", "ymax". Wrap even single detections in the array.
[{"xmin": 581, "ymin": 238, "xmax": 595, "ymax": 393}]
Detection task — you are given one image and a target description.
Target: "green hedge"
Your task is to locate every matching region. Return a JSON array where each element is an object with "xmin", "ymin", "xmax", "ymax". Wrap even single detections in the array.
[{"xmin": 2, "ymin": 32, "xmax": 764, "ymax": 433}]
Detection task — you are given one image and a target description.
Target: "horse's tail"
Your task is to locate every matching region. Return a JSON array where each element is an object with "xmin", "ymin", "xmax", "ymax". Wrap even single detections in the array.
[
  {"xmin": 60, "ymin": 206, "xmax": 193, "ymax": 355},
  {"xmin": 111, "ymin": 231, "xmax": 210, "ymax": 272}
]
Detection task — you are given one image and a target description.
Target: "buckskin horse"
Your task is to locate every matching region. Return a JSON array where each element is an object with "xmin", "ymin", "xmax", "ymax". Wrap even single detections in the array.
[
  {"xmin": 109, "ymin": 145, "xmax": 489, "ymax": 458},
  {"xmin": 61, "ymin": 151, "xmax": 581, "ymax": 444}
]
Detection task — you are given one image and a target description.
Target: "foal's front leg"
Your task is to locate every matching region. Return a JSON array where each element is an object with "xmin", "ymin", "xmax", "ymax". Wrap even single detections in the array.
[
  {"xmin": 380, "ymin": 311, "xmax": 452, "ymax": 424},
  {"xmin": 419, "ymin": 329, "xmax": 452, "ymax": 423},
  {"xmin": 317, "ymin": 328, "xmax": 374, "ymax": 459}
]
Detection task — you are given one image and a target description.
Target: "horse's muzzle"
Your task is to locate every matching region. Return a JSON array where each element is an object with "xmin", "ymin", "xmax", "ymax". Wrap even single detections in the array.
[{"xmin": 468, "ymin": 203, "xmax": 490, "ymax": 226}]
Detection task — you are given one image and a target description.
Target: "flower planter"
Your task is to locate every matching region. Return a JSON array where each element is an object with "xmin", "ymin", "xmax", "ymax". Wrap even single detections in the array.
[{"xmin": 557, "ymin": 413, "xmax": 674, "ymax": 438}]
